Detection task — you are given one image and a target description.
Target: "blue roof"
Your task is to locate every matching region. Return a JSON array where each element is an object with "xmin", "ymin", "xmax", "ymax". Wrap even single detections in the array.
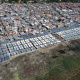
[
  {"xmin": 26, "ymin": 48, "xmax": 31, "ymax": 51},
  {"xmin": 52, "ymin": 28, "xmax": 61, "ymax": 32}
]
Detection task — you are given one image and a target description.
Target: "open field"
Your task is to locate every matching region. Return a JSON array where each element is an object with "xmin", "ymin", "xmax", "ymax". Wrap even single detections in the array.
[{"xmin": 0, "ymin": 38, "xmax": 80, "ymax": 80}]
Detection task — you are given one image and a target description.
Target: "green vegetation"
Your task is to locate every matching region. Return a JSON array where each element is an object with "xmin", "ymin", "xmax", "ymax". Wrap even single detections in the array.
[
  {"xmin": 13, "ymin": 72, "xmax": 20, "ymax": 80},
  {"xmin": 1, "ymin": 0, "xmax": 80, "ymax": 3},
  {"xmin": 35, "ymin": 76, "xmax": 43, "ymax": 80},
  {"xmin": 40, "ymin": 68, "xmax": 48, "ymax": 75},
  {"xmin": 11, "ymin": 1, "xmax": 15, "ymax": 3},
  {"xmin": 4, "ymin": 26, "xmax": 6, "ymax": 30},
  {"xmin": 34, "ymin": 56, "xmax": 80, "ymax": 80},
  {"xmin": 17, "ymin": 66, "xmax": 22, "ymax": 70},
  {"xmin": 1, "ymin": 0, "xmax": 5, "ymax": 3},
  {"xmin": 8, "ymin": 0, "xmax": 17, "ymax": 3},
  {"xmin": 1, "ymin": 39, "xmax": 80, "ymax": 80},
  {"xmin": 45, "ymin": 0, "xmax": 80, "ymax": 2},
  {"xmin": 4, "ymin": 15, "xmax": 7, "ymax": 17},
  {"xmin": 48, "ymin": 60, "xmax": 53, "ymax": 65},
  {"xmin": 23, "ymin": 78, "xmax": 30, "ymax": 80}
]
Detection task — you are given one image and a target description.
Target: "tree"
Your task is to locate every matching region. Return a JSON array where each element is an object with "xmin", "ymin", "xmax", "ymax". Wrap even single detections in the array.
[
  {"xmin": 8, "ymin": 0, "xmax": 18, "ymax": 3},
  {"xmin": 1, "ymin": 0, "xmax": 79, "ymax": 3},
  {"xmin": 1, "ymin": 0, "xmax": 5, "ymax": 3},
  {"xmin": 4, "ymin": 15, "xmax": 7, "ymax": 17}
]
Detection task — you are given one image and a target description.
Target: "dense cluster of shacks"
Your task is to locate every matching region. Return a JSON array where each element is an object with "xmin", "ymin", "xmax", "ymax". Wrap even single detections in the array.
[
  {"xmin": 0, "ymin": 3, "xmax": 80, "ymax": 43},
  {"xmin": 0, "ymin": 3, "xmax": 80, "ymax": 62}
]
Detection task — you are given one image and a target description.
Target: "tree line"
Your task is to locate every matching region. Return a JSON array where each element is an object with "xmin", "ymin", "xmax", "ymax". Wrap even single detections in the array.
[
  {"xmin": 46, "ymin": 0, "xmax": 79, "ymax": 2},
  {"xmin": 1, "ymin": 0, "xmax": 80, "ymax": 4}
]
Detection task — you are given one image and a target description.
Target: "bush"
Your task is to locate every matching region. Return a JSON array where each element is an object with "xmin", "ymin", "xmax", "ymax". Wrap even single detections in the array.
[
  {"xmin": 35, "ymin": 76, "xmax": 42, "ymax": 80},
  {"xmin": 4, "ymin": 15, "xmax": 7, "ymax": 17},
  {"xmin": 1, "ymin": 0, "xmax": 5, "ymax": 3}
]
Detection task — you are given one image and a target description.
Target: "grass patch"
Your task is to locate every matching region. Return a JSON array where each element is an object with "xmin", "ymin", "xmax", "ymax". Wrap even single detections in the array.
[
  {"xmin": 13, "ymin": 72, "xmax": 20, "ymax": 80},
  {"xmin": 23, "ymin": 78, "xmax": 30, "ymax": 80},
  {"xmin": 23, "ymin": 76, "xmax": 35, "ymax": 80},
  {"xmin": 47, "ymin": 60, "xmax": 53, "ymax": 65},
  {"xmin": 35, "ymin": 76, "xmax": 43, "ymax": 80},
  {"xmin": 48, "ymin": 65, "xmax": 61, "ymax": 74},
  {"xmin": 35, "ymin": 55, "xmax": 80, "ymax": 80},
  {"xmin": 61, "ymin": 56, "xmax": 80, "ymax": 71},
  {"xmin": 40, "ymin": 68, "xmax": 48, "ymax": 75},
  {"xmin": 17, "ymin": 65, "xmax": 23, "ymax": 70}
]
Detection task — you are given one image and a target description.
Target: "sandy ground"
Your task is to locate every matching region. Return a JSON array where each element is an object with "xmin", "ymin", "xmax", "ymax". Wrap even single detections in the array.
[{"xmin": 0, "ymin": 38, "xmax": 80, "ymax": 80}]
